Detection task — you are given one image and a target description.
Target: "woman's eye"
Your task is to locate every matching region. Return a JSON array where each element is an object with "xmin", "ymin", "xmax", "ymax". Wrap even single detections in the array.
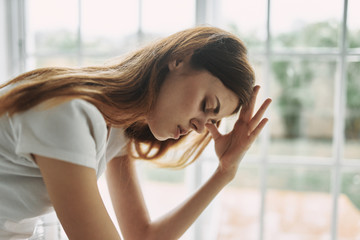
[{"xmin": 202, "ymin": 99, "xmax": 207, "ymax": 112}]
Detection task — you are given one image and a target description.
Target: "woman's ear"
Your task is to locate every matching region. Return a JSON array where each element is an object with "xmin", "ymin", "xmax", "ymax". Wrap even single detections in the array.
[
  {"xmin": 168, "ymin": 54, "xmax": 192, "ymax": 72},
  {"xmin": 168, "ymin": 59, "xmax": 183, "ymax": 72}
]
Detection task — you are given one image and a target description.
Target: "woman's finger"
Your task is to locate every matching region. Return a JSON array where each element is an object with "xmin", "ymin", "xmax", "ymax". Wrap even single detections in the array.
[
  {"xmin": 240, "ymin": 85, "xmax": 260, "ymax": 121},
  {"xmin": 205, "ymin": 123, "xmax": 222, "ymax": 140},
  {"xmin": 249, "ymin": 118, "xmax": 269, "ymax": 143},
  {"xmin": 248, "ymin": 98, "xmax": 272, "ymax": 132}
]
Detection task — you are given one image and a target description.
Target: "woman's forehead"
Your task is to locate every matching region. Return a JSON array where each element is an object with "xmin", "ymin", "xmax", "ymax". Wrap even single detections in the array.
[{"xmin": 205, "ymin": 75, "xmax": 239, "ymax": 118}]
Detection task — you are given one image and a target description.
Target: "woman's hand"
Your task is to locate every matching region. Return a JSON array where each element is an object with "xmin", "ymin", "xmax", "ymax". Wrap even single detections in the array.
[{"xmin": 206, "ymin": 85, "xmax": 272, "ymax": 179}]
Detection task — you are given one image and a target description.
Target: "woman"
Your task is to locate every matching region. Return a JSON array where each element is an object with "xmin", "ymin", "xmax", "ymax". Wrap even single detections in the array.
[{"xmin": 0, "ymin": 26, "xmax": 271, "ymax": 239}]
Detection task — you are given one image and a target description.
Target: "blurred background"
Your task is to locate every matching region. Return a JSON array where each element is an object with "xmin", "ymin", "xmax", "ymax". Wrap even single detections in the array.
[{"xmin": 0, "ymin": 0, "xmax": 359, "ymax": 239}]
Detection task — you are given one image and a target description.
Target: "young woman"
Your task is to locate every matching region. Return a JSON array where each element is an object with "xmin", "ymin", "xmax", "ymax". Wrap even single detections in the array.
[{"xmin": 0, "ymin": 26, "xmax": 271, "ymax": 239}]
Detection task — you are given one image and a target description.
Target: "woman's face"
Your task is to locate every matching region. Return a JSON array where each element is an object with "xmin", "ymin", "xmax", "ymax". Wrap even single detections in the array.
[{"xmin": 146, "ymin": 57, "xmax": 239, "ymax": 141}]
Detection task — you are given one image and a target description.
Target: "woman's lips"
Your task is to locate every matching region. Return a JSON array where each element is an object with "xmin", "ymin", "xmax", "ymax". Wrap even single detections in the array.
[
  {"xmin": 174, "ymin": 126, "xmax": 181, "ymax": 139},
  {"xmin": 173, "ymin": 125, "xmax": 191, "ymax": 139}
]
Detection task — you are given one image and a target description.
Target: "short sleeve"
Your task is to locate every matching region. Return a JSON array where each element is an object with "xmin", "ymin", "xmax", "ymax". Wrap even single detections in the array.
[
  {"xmin": 106, "ymin": 127, "xmax": 129, "ymax": 161},
  {"xmin": 12, "ymin": 99, "xmax": 107, "ymax": 170}
]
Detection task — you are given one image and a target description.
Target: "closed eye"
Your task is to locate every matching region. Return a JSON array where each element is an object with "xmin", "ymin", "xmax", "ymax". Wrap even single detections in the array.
[
  {"xmin": 201, "ymin": 97, "xmax": 220, "ymax": 115},
  {"xmin": 201, "ymin": 98, "xmax": 207, "ymax": 112},
  {"xmin": 202, "ymin": 97, "xmax": 215, "ymax": 114},
  {"xmin": 201, "ymin": 98, "xmax": 220, "ymax": 125}
]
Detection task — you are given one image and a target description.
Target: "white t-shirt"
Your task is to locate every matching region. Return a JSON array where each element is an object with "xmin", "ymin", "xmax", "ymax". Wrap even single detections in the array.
[{"xmin": 0, "ymin": 90, "xmax": 128, "ymax": 239}]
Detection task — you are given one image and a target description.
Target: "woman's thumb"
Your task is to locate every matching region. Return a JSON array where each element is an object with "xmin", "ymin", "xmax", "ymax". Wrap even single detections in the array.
[{"xmin": 205, "ymin": 123, "xmax": 221, "ymax": 140}]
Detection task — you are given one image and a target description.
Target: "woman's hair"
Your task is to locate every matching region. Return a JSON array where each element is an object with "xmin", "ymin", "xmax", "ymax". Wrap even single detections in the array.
[{"xmin": 0, "ymin": 26, "xmax": 255, "ymax": 168}]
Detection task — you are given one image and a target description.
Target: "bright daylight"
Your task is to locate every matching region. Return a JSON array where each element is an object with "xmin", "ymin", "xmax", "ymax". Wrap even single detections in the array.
[{"xmin": 0, "ymin": 0, "xmax": 359, "ymax": 240}]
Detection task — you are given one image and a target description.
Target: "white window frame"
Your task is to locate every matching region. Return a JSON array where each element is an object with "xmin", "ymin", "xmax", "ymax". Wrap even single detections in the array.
[
  {"xmin": 197, "ymin": 1, "xmax": 360, "ymax": 240},
  {"xmin": 3, "ymin": 0, "xmax": 26, "ymax": 80}
]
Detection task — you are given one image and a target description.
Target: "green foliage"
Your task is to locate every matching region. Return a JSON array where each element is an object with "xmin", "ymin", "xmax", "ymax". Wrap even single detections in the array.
[
  {"xmin": 268, "ymin": 167, "xmax": 331, "ymax": 193},
  {"xmin": 347, "ymin": 62, "xmax": 360, "ymax": 109},
  {"xmin": 36, "ymin": 29, "xmax": 78, "ymax": 53},
  {"xmin": 271, "ymin": 60, "xmax": 314, "ymax": 138},
  {"xmin": 227, "ymin": 19, "xmax": 360, "ymax": 210},
  {"xmin": 276, "ymin": 21, "xmax": 339, "ymax": 48},
  {"xmin": 267, "ymin": 167, "xmax": 360, "ymax": 210},
  {"xmin": 345, "ymin": 62, "xmax": 360, "ymax": 139},
  {"xmin": 270, "ymin": 20, "xmax": 360, "ymax": 140},
  {"xmin": 341, "ymin": 172, "xmax": 360, "ymax": 210},
  {"xmin": 348, "ymin": 29, "xmax": 360, "ymax": 48},
  {"xmin": 227, "ymin": 23, "xmax": 264, "ymax": 49}
]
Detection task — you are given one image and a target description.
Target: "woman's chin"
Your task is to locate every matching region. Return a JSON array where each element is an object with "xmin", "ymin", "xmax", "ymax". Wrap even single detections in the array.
[
  {"xmin": 152, "ymin": 132, "xmax": 169, "ymax": 141},
  {"xmin": 149, "ymin": 126, "xmax": 174, "ymax": 141}
]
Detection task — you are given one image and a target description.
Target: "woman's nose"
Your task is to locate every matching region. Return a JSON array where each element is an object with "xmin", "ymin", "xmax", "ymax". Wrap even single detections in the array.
[{"xmin": 190, "ymin": 117, "xmax": 206, "ymax": 134}]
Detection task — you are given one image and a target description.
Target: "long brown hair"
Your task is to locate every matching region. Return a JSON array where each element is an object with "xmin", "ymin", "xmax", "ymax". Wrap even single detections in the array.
[{"xmin": 0, "ymin": 26, "xmax": 255, "ymax": 168}]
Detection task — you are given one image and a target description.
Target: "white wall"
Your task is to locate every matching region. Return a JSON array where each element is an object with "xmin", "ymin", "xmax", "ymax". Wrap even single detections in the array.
[{"xmin": 0, "ymin": 0, "xmax": 8, "ymax": 83}]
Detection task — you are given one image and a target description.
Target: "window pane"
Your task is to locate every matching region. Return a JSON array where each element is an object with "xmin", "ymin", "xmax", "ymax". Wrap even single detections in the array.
[
  {"xmin": 82, "ymin": 56, "xmax": 116, "ymax": 66},
  {"xmin": 137, "ymin": 161, "xmax": 187, "ymax": 214},
  {"xmin": 348, "ymin": 0, "xmax": 360, "ymax": 49},
  {"xmin": 27, "ymin": 0, "xmax": 78, "ymax": 56},
  {"xmin": 271, "ymin": 0, "xmax": 342, "ymax": 50},
  {"xmin": 344, "ymin": 61, "xmax": 360, "ymax": 160},
  {"xmin": 269, "ymin": 59, "xmax": 336, "ymax": 158},
  {"xmin": 82, "ymin": 0, "xmax": 139, "ymax": 56},
  {"xmin": 338, "ymin": 169, "xmax": 360, "ymax": 240},
  {"xmin": 142, "ymin": 0, "xmax": 195, "ymax": 35},
  {"xmin": 216, "ymin": 0, "xmax": 267, "ymax": 51},
  {"xmin": 265, "ymin": 166, "xmax": 332, "ymax": 240},
  {"xmin": 28, "ymin": 56, "xmax": 78, "ymax": 69},
  {"xmin": 218, "ymin": 164, "xmax": 260, "ymax": 240}
]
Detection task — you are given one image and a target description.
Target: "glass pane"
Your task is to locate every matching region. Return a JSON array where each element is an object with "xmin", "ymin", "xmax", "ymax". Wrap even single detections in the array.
[
  {"xmin": 265, "ymin": 166, "xmax": 332, "ymax": 240},
  {"xmin": 82, "ymin": 0, "xmax": 139, "ymax": 55},
  {"xmin": 269, "ymin": 59, "xmax": 336, "ymax": 158},
  {"xmin": 271, "ymin": 0, "xmax": 342, "ymax": 50},
  {"xmin": 338, "ymin": 169, "xmax": 360, "ymax": 240},
  {"xmin": 217, "ymin": 0, "xmax": 267, "ymax": 51},
  {"xmin": 137, "ymin": 161, "xmax": 186, "ymax": 216},
  {"xmin": 138, "ymin": 161, "xmax": 193, "ymax": 240},
  {"xmin": 218, "ymin": 164, "xmax": 260, "ymax": 240},
  {"xmin": 28, "ymin": 56, "xmax": 78, "ymax": 69},
  {"xmin": 344, "ymin": 61, "xmax": 360, "ymax": 160},
  {"xmin": 348, "ymin": 0, "xmax": 360, "ymax": 49},
  {"xmin": 27, "ymin": 0, "xmax": 78, "ymax": 55},
  {"xmin": 82, "ymin": 56, "xmax": 115, "ymax": 66},
  {"xmin": 142, "ymin": 0, "xmax": 195, "ymax": 35}
]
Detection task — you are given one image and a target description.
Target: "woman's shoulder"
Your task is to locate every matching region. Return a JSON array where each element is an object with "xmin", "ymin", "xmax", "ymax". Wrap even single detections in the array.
[
  {"xmin": 34, "ymin": 98, "xmax": 105, "ymax": 125},
  {"xmin": 11, "ymin": 98, "xmax": 108, "ymax": 170},
  {"xmin": 37, "ymin": 98, "xmax": 99, "ymax": 112},
  {"xmin": 13, "ymin": 98, "xmax": 107, "ymax": 141}
]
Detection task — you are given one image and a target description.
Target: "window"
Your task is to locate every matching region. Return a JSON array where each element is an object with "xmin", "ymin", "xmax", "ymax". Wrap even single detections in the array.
[
  {"xmin": 213, "ymin": 0, "xmax": 360, "ymax": 239},
  {"xmin": 3, "ymin": 0, "xmax": 360, "ymax": 239}
]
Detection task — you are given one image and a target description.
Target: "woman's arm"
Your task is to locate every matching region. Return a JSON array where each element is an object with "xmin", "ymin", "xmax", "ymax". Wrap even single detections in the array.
[
  {"xmin": 106, "ymin": 155, "xmax": 232, "ymax": 240},
  {"xmin": 34, "ymin": 155, "xmax": 121, "ymax": 240},
  {"xmin": 106, "ymin": 156, "xmax": 152, "ymax": 239}
]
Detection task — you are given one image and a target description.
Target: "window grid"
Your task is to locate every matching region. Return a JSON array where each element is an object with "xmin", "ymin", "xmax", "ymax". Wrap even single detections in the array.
[
  {"xmin": 330, "ymin": 0, "xmax": 348, "ymax": 238},
  {"xmin": 6, "ymin": 0, "xmax": 26, "ymax": 77},
  {"xmin": 205, "ymin": 0, "xmax": 359, "ymax": 239},
  {"xmin": 5, "ymin": 0, "xmax": 360, "ymax": 239}
]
